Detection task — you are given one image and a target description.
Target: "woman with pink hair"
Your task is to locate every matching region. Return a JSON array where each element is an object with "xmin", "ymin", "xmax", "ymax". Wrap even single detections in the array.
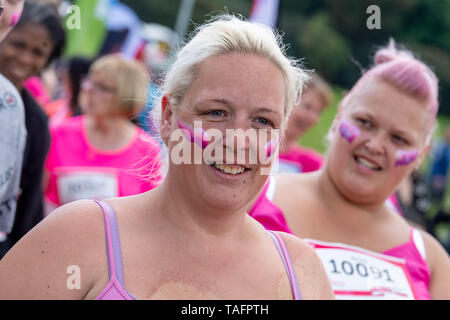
[{"xmin": 252, "ymin": 40, "xmax": 450, "ymax": 299}]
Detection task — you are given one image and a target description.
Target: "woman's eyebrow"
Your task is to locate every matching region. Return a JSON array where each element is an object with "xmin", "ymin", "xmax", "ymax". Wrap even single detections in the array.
[{"xmin": 257, "ymin": 108, "xmax": 278, "ymax": 114}]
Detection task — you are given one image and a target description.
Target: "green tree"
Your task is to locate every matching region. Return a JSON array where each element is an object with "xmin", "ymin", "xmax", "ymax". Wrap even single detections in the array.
[{"xmin": 297, "ymin": 12, "xmax": 350, "ymax": 80}]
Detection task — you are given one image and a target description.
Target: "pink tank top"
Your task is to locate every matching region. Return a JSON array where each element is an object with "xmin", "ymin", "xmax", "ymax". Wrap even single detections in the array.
[
  {"xmin": 383, "ymin": 228, "xmax": 431, "ymax": 299},
  {"xmin": 249, "ymin": 178, "xmax": 431, "ymax": 299},
  {"xmin": 249, "ymin": 177, "xmax": 293, "ymax": 233},
  {"xmin": 307, "ymin": 229, "xmax": 430, "ymax": 300},
  {"xmin": 94, "ymin": 200, "xmax": 302, "ymax": 300}
]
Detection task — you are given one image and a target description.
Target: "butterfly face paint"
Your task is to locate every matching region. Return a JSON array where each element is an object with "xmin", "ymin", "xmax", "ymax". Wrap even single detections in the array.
[
  {"xmin": 395, "ymin": 149, "xmax": 418, "ymax": 167},
  {"xmin": 177, "ymin": 118, "xmax": 209, "ymax": 149},
  {"xmin": 339, "ymin": 119, "xmax": 360, "ymax": 144}
]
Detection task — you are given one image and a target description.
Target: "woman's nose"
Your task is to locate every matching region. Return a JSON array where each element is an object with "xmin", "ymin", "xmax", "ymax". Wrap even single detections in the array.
[{"xmin": 365, "ymin": 131, "xmax": 386, "ymax": 154}]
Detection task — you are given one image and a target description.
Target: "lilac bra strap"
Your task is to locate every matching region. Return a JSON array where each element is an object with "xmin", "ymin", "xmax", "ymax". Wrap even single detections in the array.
[
  {"xmin": 94, "ymin": 200, "xmax": 126, "ymax": 286},
  {"xmin": 267, "ymin": 231, "xmax": 302, "ymax": 300}
]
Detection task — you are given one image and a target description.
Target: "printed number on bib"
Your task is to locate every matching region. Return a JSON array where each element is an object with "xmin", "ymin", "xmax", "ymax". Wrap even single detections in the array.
[
  {"xmin": 307, "ymin": 239, "xmax": 418, "ymax": 300},
  {"xmin": 56, "ymin": 168, "xmax": 119, "ymax": 204}
]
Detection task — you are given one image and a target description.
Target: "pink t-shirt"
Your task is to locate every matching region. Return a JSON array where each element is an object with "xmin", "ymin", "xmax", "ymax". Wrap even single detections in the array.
[
  {"xmin": 250, "ymin": 177, "xmax": 430, "ymax": 299},
  {"xmin": 249, "ymin": 177, "xmax": 293, "ymax": 234},
  {"xmin": 278, "ymin": 145, "xmax": 324, "ymax": 173},
  {"xmin": 45, "ymin": 116, "xmax": 162, "ymax": 211},
  {"xmin": 23, "ymin": 76, "xmax": 51, "ymax": 107}
]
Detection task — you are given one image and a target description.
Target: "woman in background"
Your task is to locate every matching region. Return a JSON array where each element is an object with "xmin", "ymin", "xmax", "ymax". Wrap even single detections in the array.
[
  {"xmin": 43, "ymin": 54, "xmax": 162, "ymax": 215},
  {"xmin": 0, "ymin": 0, "xmax": 26, "ymax": 250},
  {"xmin": 0, "ymin": 1, "xmax": 65, "ymax": 254},
  {"xmin": 44, "ymin": 56, "xmax": 92, "ymax": 127},
  {"xmin": 258, "ymin": 41, "xmax": 450, "ymax": 299},
  {"xmin": 277, "ymin": 74, "xmax": 332, "ymax": 174}
]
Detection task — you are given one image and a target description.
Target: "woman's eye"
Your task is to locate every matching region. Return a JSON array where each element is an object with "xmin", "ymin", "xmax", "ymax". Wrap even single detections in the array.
[
  {"xmin": 357, "ymin": 118, "xmax": 371, "ymax": 127},
  {"xmin": 11, "ymin": 40, "xmax": 25, "ymax": 49},
  {"xmin": 209, "ymin": 110, "xmax": 224, "ymax": 117},
  {"xmin": 256, "ymin": 117, "xmax": 273, "ymax": 127},
  {"xmin": 393, "ymin": 135, "xmax": 408, "ymax": 145}
]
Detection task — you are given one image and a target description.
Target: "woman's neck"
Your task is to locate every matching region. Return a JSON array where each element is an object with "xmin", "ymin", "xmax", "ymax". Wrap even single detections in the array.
[
  {"xmin": 316, "ymin": 166, "xmax": 387, "ymax": 227},
  {"xmin": 149, "ymin": 174, "xmax": 249, "ymax": 241},
  {"xmin": 85, "ymin": 115, "xmax": 136, "ymax": 151}
]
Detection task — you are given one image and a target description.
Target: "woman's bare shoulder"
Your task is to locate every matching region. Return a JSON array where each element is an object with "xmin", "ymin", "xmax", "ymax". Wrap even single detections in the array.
[
  {"xmin": 274, "ymin": 172, "xmax": 318, "ymax": 198},
  {"xmin": 0, "ymin": 200, "xmax": 107, "ymax": 299},
  {"xmin": 276, "ymin": 232, "xmax": 335, "ymax": 300},
  {"xmin": 417, "ymin": 229, "xmax": 450, "ymax": 299}
]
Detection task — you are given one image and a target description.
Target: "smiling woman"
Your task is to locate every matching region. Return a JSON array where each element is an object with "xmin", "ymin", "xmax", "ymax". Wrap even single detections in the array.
[
  {"xmin": 250, "ymin": 40, "xmax": 450, "ymax": 299},
  {"xmin": 0, "ymin": 14, "xmax": 334, "ymax": 300},
  {"xmin": 0, "ymin": 0, "xmax": 26, "ymax": 242},
  {"xmin": 0, "ymin": 1, "xmax": 66, "ymax": 252}
]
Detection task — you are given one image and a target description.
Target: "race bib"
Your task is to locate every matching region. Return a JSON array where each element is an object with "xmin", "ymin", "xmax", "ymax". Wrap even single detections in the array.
[
  {"xmin": 307, "ymin": 239, "xmax": 417, "ymax": 300},
  {"xmin": 56, "ymin": 167, "xmax": 119, "ymax": 204}
]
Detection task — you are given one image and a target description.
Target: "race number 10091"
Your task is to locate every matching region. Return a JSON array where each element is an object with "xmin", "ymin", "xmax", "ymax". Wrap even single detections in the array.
[{"xmin": 329, "ymin": 259, "xmax": 394, "ymax": 282}]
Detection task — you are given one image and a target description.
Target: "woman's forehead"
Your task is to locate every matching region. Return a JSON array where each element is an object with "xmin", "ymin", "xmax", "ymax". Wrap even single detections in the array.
[
  {"xmin": 187, "ymin": 54, "xmax": 285, "ymax": 110},
  {"xmin": 91, "ymin": 69, "xmax": 116, "ymax": 84}
]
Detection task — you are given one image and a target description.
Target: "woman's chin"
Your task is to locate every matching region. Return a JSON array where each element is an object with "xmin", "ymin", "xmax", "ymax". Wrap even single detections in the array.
[{"xmin": 200, "ymin": 187, "xmax": 250, "ymax": 213}]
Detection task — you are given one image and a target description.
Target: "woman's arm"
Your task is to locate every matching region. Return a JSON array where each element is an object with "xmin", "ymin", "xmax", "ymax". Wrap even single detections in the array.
[
  {"xmin": 0, "ymin": 200, "xmax": 106, "ymax": 299},
  {"xmin": 421, "ymin": 230, "xmax": 450, "ymax": 299},
  {"xmin": 279, "ymin": 232, "xmax": 335, "ymax": 300}
]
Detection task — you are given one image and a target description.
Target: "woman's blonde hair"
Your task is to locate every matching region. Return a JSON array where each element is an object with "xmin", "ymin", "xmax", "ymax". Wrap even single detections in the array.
[
  {"xmin": 90, "ymin": 54, "xmax": 149, "ymax": 117},
  {"xmin": 304, "ymin": 74, "xmax": 333, "ymax": 108},
  {"xmin": 162, "ymin": 14, "xmax": 310, "ymax": 128}
]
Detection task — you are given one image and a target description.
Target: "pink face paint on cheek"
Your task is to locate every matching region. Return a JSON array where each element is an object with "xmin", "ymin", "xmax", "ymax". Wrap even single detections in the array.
[
  {"xmin": 265, "ymin": 138, "xmax": 280, "ymax": 158},
  {"xmin": 10, "ymin": 12, "xmax": 22, "ymax": 27},
  {"xmin": 395, "ymin": 149, "xmax": 418, "ymax": 167},
  {"xmin": 176, "ymin": 118, "xmax": 209, "ymax": 149},
  {"xmin": 339, "ymin": 119, "xmax": 360, "ymax": 144}
]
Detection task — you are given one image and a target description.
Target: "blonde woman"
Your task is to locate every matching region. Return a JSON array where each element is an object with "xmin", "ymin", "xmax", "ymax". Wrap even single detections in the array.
[
  {"xmin": 0, "ymin": 15, "xmax": 333, "ymax": 300},
  {"xmin": 43, "ymin": 55, "xmax": 162, "ymax": 215}
]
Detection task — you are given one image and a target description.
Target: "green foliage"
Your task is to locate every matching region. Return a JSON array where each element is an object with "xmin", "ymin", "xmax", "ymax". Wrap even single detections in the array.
[
  {"xmin": 117, "ymin": 0, "xmax": 450, "ymax": 114},
  {"xmin": 297, "ymin": 12, "xmax": 350, "ymax": 80}
]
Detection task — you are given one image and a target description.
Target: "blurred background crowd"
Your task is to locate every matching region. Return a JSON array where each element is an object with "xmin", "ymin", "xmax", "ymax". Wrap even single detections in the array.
[{"xmin": 1, "ymin": 0, "xmax": 450, "ymax": 257}]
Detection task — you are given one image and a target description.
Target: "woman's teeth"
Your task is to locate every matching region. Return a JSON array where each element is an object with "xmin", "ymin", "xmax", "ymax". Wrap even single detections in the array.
[
  {"xmin": 356, "ymin": 156, "xmax": 381, "ymax": 170},
  {"xmin": 212, "ymin": 163, "xmax": 246, "ymax": 175}
]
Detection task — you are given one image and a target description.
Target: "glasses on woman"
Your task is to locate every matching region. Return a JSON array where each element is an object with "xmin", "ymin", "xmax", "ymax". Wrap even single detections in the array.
[{"xmin": 82, "ymin": 77, "xmax": 116, "ymax": 94}]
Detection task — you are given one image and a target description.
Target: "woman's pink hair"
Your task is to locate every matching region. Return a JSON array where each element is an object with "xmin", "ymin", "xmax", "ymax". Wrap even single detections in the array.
[{"xmin": 341, "ymin": 39, "xmax": 439, "ymax": 133}]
